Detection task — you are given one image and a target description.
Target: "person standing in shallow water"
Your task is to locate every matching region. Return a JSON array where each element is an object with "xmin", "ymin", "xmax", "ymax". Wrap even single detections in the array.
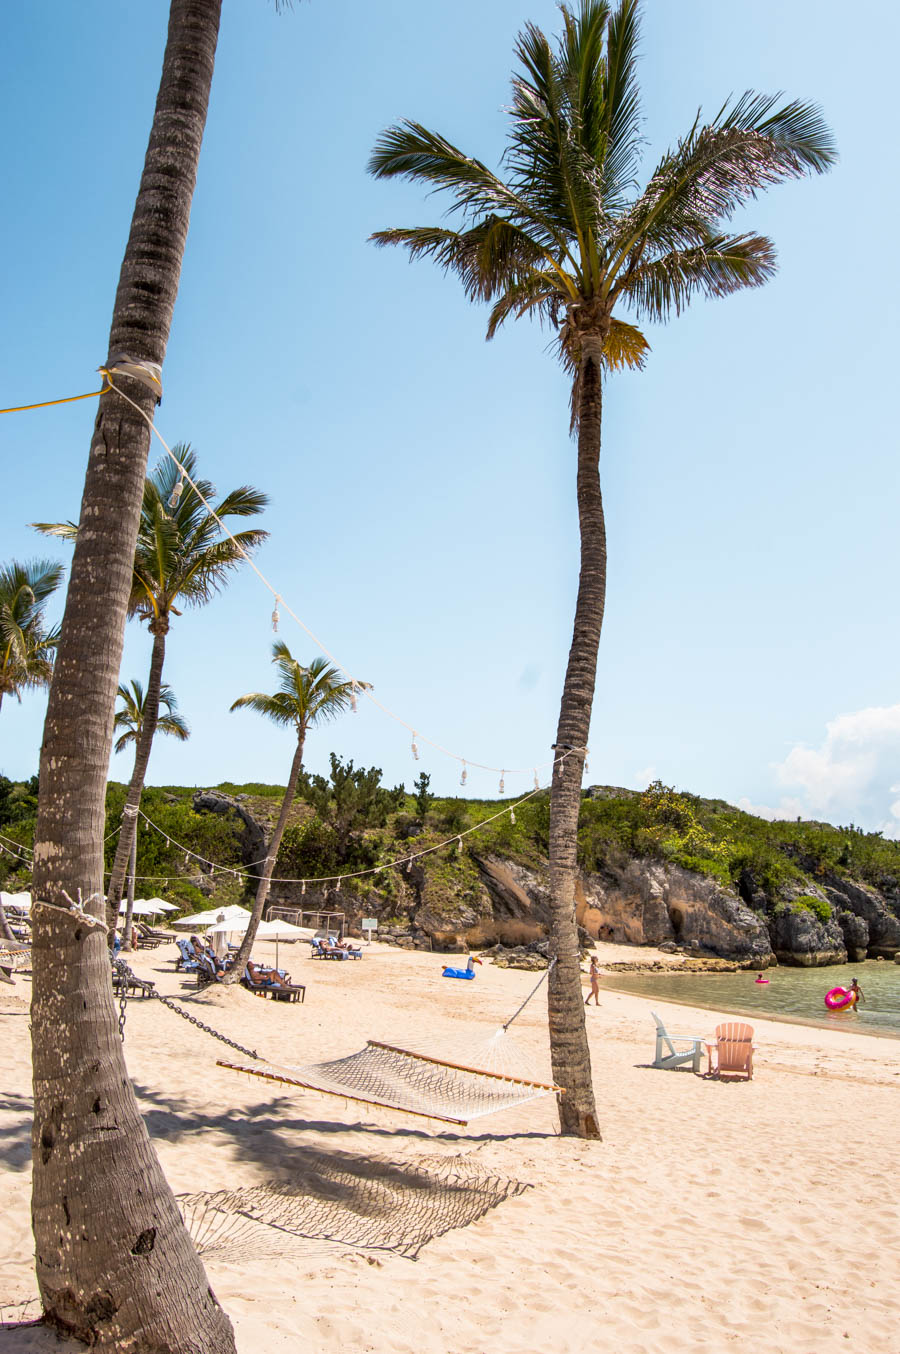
[
  {"xmin": 849, "ymin": 977, "xmax": 865, "ymax": 1008},
  {"xmin": 585, "ymin": 955, "xmax": 601, "ymax": 1006}
]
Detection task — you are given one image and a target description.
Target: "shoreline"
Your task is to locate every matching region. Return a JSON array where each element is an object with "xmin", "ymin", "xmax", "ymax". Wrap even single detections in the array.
[{"xmin": 598, "ymin": 974, "xmax": 900, "ymax": 1041}]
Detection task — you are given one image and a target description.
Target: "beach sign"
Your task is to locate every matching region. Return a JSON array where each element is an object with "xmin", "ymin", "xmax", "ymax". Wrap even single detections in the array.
[{"xmin": 361, "ymin": 918, "xmax": 378, "ymax": 940}]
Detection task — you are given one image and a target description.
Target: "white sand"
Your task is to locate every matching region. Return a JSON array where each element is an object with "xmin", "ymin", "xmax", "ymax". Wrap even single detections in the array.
[{"xmin": 2, "ymin": 938, "xmax": 898, "ymax": 1353}]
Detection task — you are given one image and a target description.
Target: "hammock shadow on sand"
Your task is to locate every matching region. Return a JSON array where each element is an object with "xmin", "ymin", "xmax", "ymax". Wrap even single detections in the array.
[{"xmin": 178, "ymin": 1150, "xmax": 530, "ymax": 1262}]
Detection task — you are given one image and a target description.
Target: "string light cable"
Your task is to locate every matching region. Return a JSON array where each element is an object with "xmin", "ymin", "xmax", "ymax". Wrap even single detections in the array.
[
  {"xmin": 119, "ymin": 750, "xmax": 577, "ymax": 889},
  {"xmin": 101, "ymin": 370, "xmax": 580, "ymax": 785}
]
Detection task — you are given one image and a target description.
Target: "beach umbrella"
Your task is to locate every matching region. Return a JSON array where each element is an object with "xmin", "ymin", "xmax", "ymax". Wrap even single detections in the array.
[
  {"xmin": 206, "ymin": 915, "xmax": 314, "ymax": 967},
  {"xmin": 173, "ymin": 904, "xmax": 252, "ymax": 929},
  {"xmin": 118, "ymin": 899, "xmax": 164, "ymax": 917},
  {"xmin": 144, "ymin": 897, "xmax": 179, "ymax": 912},
  {"xmin": 0, "ymin": 890, "xmax": 32, "ymax": 913}
]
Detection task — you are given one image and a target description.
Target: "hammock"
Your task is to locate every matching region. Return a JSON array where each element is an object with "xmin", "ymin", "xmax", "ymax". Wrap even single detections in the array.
[{"xmin": 218, "ymin": 1039, "xmax": 562, "ymax": 1126}]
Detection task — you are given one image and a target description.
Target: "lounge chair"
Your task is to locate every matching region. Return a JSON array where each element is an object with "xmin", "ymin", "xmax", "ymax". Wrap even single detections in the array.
[
  {"xmin": 708, "ymin": 1022, "xmax": 755, "ymax": 1080},
  {"xmin": 175, "ymin": 937, "xmax": 200, "ymax": 972},
  {"xmin": 651, "ymin": 1010, "xmax": 706, "ymax": 1073},
  {"xmin": 242, "ymin": 970, "xmax": 306, "ymax": 1003},
  {"xmin": 112, "ymin": 969, "xmax": 156, "ymax": 998}
]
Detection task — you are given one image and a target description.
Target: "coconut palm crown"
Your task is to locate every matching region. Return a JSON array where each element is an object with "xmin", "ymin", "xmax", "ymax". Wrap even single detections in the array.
[
  {"xmin": 0, "ymin": 558, "xmax": 63, "ymax": 712},
  {"xmin": 369, "ymin": 0, "xmax": 835, "ymax": 1139},
  {"xmin": 224, "ymin": 644, "xmax": 370, "ymax": 980},
  {"xmin": 113, "ymin": 679, "xmax": 190, "ymax": 754},
  {"xmin": 369, "ymin": 0, "xmax": 835, "ymax": 396},
  {"xmin": 36, "ymin": 446, "xmax": 268, "ymax": 926}
]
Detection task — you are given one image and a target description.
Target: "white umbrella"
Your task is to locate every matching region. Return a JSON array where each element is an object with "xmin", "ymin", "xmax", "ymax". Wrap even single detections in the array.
[
  {"xmin": 206, "ymin": 915, "xmax": 315, "ymax": 968},
  {"xmin": 174, "ymin": 904, "xmax": 252, "ymax": 929},
  {"xmin": 144, "ymin": 897, "xmax": 179, "ymax": 913},
  {"xmin": 118, "ymin": 900, "xmax": 164, "ymax": 917},
  {"xmin": 0, "ymin": 890, "xmax": 32, "ymax": 913}
]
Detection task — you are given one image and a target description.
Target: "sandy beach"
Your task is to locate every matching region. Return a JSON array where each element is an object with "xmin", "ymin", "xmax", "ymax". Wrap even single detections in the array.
[{"xmin": 2, "ymin": 938, "xmax": 898, "ymax": 1353}]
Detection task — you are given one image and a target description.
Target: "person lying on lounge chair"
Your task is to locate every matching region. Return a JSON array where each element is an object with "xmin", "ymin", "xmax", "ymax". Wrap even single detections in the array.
[
  {"xmin": 322, "ymin": 935, "xmax": 362, "ymax": 956},
  {"xmin": 245, "ymin": 959, "xmax": 293, "ymax": 990}
]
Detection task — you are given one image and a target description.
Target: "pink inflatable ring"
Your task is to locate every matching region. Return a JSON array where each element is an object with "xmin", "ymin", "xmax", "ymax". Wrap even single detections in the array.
[{"xmin": 825, "ymin": 986, "xmax": 854, "ymax": 1011}]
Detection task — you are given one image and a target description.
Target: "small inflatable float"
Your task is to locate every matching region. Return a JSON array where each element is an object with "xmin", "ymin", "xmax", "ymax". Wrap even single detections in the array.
[
  {"xmin": 754, "ymin": 975, "xmax": 769, "ymax": 984},
  {"xmin": 442, "ymin": 955, "xmax": 482, "ymax": 981},
  {"xmin": 824, "ymin": 986, "xmax": 855, "ymax": 1011}
]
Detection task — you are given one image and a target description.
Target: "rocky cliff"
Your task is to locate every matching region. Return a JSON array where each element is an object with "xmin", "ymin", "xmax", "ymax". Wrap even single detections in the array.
[{"xmin": 187, "ymin": 787, "xmax": 900, "ymax": 967}]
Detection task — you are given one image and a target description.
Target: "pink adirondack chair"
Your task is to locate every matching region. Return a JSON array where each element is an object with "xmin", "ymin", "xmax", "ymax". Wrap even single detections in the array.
[{"xmin": 708, "ymin": 1022, "xmax": 755, "ymax": 1079}]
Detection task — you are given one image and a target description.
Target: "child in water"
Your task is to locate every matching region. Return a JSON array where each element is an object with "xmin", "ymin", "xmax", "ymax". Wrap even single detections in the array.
[
  {"xmin": 584, "ymin": 955, "xmax": 601, "ymax": 1006},
  {"xmin": 848, "ymin": 977, "xmax": 864, "ymax": 1008}
]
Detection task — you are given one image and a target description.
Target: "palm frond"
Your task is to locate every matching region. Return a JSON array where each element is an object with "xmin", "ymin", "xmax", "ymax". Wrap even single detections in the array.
[
  {"xmin": 229, "ymin": 690, "xmax": 299, "ymax": 728},
  {"xmin": 612, "ymin": 92, "xmax": 836, "ymax": 270},
  {"xmin": 618, "ymin": 231, "xmax": 777, "ymax": 319},
  {"xmin": 595, "ymin": 0, "xmax": 643, "ymax": 205}
]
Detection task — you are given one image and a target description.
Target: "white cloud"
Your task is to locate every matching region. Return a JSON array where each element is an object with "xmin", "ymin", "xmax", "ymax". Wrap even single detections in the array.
[
  {"xmin": 737, "ymin": 705, "xmax": 900, "ymax": 838},
  {"xmin": 633, "ymin": 764, "xmax": 658, "ymax": 788}
]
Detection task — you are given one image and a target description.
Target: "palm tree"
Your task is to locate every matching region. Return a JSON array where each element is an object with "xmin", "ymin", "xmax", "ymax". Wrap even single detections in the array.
[
  {"xmin": 38, "ymin": 447, "xmax": 268, "ymax": 931},
  {"xmin": 0, "ymin": 558, "xmax": 63, "ymax": 714},
  {"xmin": 27, "ymin": 3, "xmax": 241, "ymax": 1347},
  {"xmin": 113, "ymin": 679, "xmax": 190, "ymax": 950},
  {"xmin": 368, "ymin": 0, "xmax": 835, "ymax": 1137},
  {"xmin": 224, "ymin": 644, "xmax": 369, "ymax": 982}
]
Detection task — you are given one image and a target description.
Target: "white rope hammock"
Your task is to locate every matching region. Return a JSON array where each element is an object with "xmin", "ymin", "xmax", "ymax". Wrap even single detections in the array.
[{"xmin": 219, "ymin": 1038, "xmax": 562, "ymax": 1126}]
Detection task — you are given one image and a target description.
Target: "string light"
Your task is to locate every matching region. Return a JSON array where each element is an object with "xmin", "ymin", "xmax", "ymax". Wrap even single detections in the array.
[
  {"xmin": 168, "ymin": 474, "xmax": 185, "ymax": 509},
  {"xmin": 460, "ymin": 760, "xmax": 467, "ymax": 788},
  {"xmin": 499, "ymin": 771, "xmax": 505, "ymax": 795},
  {"xmin": 271, "ymin": 597, "xmax": 280, "ymax": 633},
  {"xmin": 510, "ymin": 808, "xmax": 516, "ymax": 825},
  {"xmin": 406, "ymin": 859, "xmax": 413, "ymax": 873},
  {"xmin": 301, "ymin": 881, "xmax": 306, "ymax": 896},
  {"xmin": 411, "ymin": 732, "xmax": 419, "ymax": 762},
  {"xmin": 534, "ymin": 769, "xmax": 539, "ymax": 791},
  {"xmin": 583, "ymin": 747, "xmax": 590, "ymax": 777},
  {"xmin": 350, "ymin": 682, "xmax": 358, "ymax": 714},
  {"xmin": 456, "ymin": 836, "xmax": 463, "ymax": 854}
]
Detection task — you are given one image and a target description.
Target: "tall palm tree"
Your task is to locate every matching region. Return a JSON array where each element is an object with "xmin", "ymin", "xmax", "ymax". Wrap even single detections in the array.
[
  {"xmin": 113, "ymin": 679, "xmax": 190, "ymax": 950},
  {"xmin": 224, "ymin": 644, "xmax": 369, "ymax": 982},
  {"xmin": 368, "ymin": 0, "xmax": 835, "ymax": 1137},
  {"xmin": 38, "ymin": 446, "xmax": 268, "ymax": 930},
  {"xmin": 0, "ymin": 558, "xmax": 63, "ymax": 714},
  {"xmin": 27, "ymin": 3, "xmax": 241, "ymax": 1347}
]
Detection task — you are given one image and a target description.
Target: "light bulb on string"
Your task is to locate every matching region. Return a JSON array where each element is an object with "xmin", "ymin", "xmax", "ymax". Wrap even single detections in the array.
[
  {"xmin": 510, "ymin": 808, "xmax": 516, "ymax": 825},
  {"xmin": 499, "ymin": 771, "xmax": 505, "ymax": 795},
  {"xmin": 168, "ymin": 474, "xmax": 185, "ymax": 510},
  {"xmin": 335, "ymin": 878, "xmax": 342, "ymax": 892},
  {"xmin": 301, "ymin": 881, "xmax": 306, "ymax": 896},
  {"xmin": 411, "ymin": 732, "xmax": 419, "ymax": 761},
  {"xmin": 583, "ymin": 747, "xmax": 590, "ymax": 777},
  {"xmin": 349, "ymin": 682, "xmax": 358, "ymax": 713},
  {"xmin": 271, "ymin": 597, "xmax": 280, "ymax": 633},
  {"xmin": 406, "ymin": 858, "xmax": 413, "ymax": 874},
  {"xmin": 534, "ymin": 769, "xmax": 539, "ymax": 791},
  {"xmin": 460, "ymin": 761, "xmax": 467, "ymax": 788},
  {"xmin": 456, "ymin": 836, "xmax": 463, "ymax": 855}
]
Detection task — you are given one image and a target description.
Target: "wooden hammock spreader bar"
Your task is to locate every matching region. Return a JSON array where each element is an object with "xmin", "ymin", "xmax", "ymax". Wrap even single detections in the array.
[
  {"xmin": 366, "ymin": 1041, "xmax": 564, "ymax": 1094},
  {"xmin": 216, "ymin": 1059, "xmax": 472, "ymax": 1125}
]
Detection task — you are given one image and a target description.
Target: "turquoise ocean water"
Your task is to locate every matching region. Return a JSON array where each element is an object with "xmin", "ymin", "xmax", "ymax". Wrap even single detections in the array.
[{"xmin": 601, "ymin": 959, "xmax": 900, "ymax": 1038}]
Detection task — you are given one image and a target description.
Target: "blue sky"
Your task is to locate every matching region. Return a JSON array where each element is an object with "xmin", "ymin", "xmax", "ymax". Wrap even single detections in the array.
[{"xmin": 3, "ymin": 1, "xmax": 899, "ymax": 832}]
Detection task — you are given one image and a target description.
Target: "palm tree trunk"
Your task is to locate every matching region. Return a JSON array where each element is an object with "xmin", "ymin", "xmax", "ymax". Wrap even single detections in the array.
[
  {"xmin": 106, "ymin": 628, "xmax": 168, "ymax": 932},
  {"xmin": 30, "ymin": 3, "xmax": 234, "ymax": 1348},
  {"xmin": 223, "ymin": 734, "xmax": 306, "ymax": 984},
  {"xmin": 546, "ymin": 334, "xmax": 607, "ymax": 1140},
  {"xmin": 122, "ymin": 832, "xmax": 138, "ymax": 952}
]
